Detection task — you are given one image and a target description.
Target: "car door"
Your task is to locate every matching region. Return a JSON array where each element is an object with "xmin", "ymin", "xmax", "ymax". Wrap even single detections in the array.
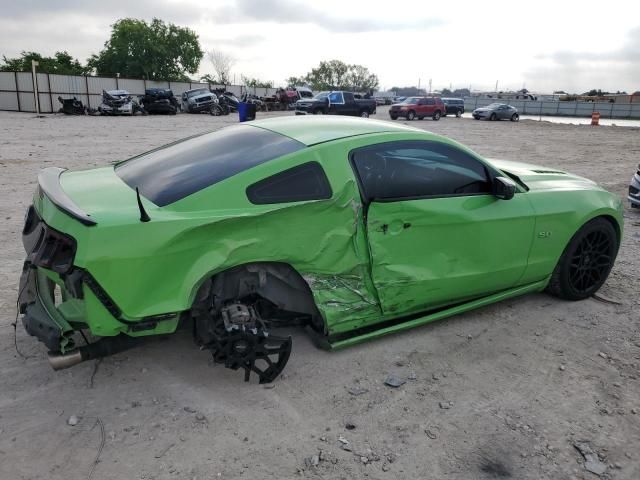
[
  {"xmin": 328, "ymin": 92, "xmax": 345, "ymax": 115},
  {"xmin": 351, "ymin": 140, "xmax": 536, "ymax": 316},
  {"xmin": 499, "ymin": 105, "xmax": 510, "ymax": 119},
  {"xmin": 342, "ymin": 92, "xmax": 359, "ymax": 115}
]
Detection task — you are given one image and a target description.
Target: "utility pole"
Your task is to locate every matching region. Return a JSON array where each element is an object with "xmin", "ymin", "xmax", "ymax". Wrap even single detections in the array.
[
  {"xmin": 495, "ymin": 80, "xmax": 499, "ymax": 92},
  {"xmin": 429, "ymin": 78, "xmax": 432, "ymax": 94},
  {"xmin": 31, "ymin": 59, "xmax": 41, "ymax": 116},
  {"xmin": 418, "ymin": 78, "xmax": 421, "ymax": 89}
]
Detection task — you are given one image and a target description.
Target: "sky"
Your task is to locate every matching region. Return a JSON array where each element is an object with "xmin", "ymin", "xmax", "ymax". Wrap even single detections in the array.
[{"xmin": 1, "ymin": 0, "xmax": 639, "ymax": 93}]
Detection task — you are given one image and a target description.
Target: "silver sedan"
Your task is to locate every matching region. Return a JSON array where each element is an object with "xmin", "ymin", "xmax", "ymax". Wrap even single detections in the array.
[{"xmin": 472, "ymin": 103, "xmax": 519, "ymax": 121}]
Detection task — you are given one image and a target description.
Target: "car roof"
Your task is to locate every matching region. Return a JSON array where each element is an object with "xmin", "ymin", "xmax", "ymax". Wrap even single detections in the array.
[{"xmin": 249, "ymin": 116, "xmax": 423, "ymax": 146}]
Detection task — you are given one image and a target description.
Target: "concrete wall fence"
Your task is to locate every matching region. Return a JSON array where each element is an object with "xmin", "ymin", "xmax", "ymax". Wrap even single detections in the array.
[
  {"xmin": 0, "ymin": 71, "xmax": 278, "ymax": 113},
  {"xmin": 464, "ymin": 96, "xmax": 640, "ymax": 119}
]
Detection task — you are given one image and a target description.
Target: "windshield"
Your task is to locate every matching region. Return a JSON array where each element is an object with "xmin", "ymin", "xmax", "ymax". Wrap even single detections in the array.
[
  {"xmin": 404, "ymin": 97, "xmax": 420, "ymax": 104},
  {"xmin": 116, "ymin": 125, "xmax": 305, "ymax": 206},
  {"xmin": 187, "ymin": 89, "xmax": 209, "ymax": 98},
  {"xmin": 313, "ymin": 92, "xmax": 329, "ymax": 100},
  {"xmin": 487, "ymin": 103, "xmax": 503, "ymax": 108}
]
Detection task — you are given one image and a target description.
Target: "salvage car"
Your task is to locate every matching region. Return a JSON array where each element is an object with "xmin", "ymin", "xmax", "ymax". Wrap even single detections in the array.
[
  {"xmin": 98, "ymin": 90, "xmax": 141, "ymax": 116},
  {"xmin": 629, "ymin": 163, "xmax": 640, "ymax": 208},
  {"xmin": 182, "ymin": 87, "xmax": 218, "ymax": 113},
  {"xmin": 442, "ymin": 97, "xmax": 465, "ymax": 117},
  {"xmin": 389, "ymin": 96, "xmax": 444, "ymax": 121},
  {"xmin": 295, "ymin": 91, "xmax": 376, "ymax": 117},
  {"xmin": 19, "ymin": 116, "xmax": 623, "ymax": 383},
  {"xmin": 473, "ymin": 103, "xmax": 519, "ymax": 121}
]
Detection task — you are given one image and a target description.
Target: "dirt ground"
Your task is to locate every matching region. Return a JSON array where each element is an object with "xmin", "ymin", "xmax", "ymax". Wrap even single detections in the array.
[{"xmin": 0, "ymin": 108, "xmax": 639, "ymax": 480}]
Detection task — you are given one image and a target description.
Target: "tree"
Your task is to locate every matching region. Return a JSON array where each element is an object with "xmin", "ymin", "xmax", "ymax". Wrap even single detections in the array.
[
  {"xmin": 440, "ymin": 88, "xmax": 453, "ymax": 96},
  {"xmin": 390, "ymin": 86, "xmax": 426, "ymax": 96},
  {"xmin": 290, "ymin": 60, "xmax": 379, "ymax": 92},
  {"xmin": 286, "ymin": 76, "xmax": 308, "ymax": 87},
  {"xmin": 452, "ymin": 88, "xmax": 470, "ymax": 97},
  {"xmin": 241, "ymin": 75, "xmax": 273, "ymax": 88},
  {"xmin": 208, "ymin": 49, "xmax": 235, "ymax": 85},
  {"xmin": 87, "ymin": 18, "xmax": 203, "ymax": 81},
  {"xmin": 0, "ymin": 51, "xmax": 89, "ymax": 75}
]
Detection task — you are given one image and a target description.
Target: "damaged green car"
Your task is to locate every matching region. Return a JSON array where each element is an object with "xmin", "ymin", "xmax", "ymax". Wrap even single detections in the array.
[{"xmin": 19, "ymin": 116, "xmax": 623, "ymax": 382}]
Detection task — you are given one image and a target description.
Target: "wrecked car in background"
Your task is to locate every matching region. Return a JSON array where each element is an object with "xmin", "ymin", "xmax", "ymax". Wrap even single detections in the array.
[
  {"xmin": 18, "ymin": 116, "xmax": 623, "ymax": 383},
  {"xmin": 181, "ymin": 87, "xmax": 218, "ymax": 113},
  {"xmin": 630, "ymin": 163, "xmax": 640, "ymax": 208},
  {"xmin": 139, "ymin": 88, "xmax": 179, "ymax": 115},
  {"xmin": 98, "ymin": 89, "xmax": 142, "ymax": 115}
]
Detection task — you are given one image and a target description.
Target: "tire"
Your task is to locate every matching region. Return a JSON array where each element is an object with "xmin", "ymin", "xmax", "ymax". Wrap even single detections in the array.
[
  {"xmin": 390, "ymin": 114, "xmax": 398, "ymax": 120},
  {"xmin": 314, "ymin": 108, "xmax": 324, "ymax": 115},
  {"xmin": 418, "ymin": 116, "xmax": 424, "ymax": 120},
  {"xmin": 546, "ymin": 217, "xmax": 618, "ymax": 301},
  {"xmin": 407, "ymin": 110, "xmax": 416, "ymax": 121},
  {"xmin": 209, "ymin": 105, "xmax": 223, "ymax": 116},
  {"xmin": 490, "ymin": 113, "xmax": 497, "ymax": 121},
  {"xmin": 432, "ymin": 110, "xmax": 441, "ymax": 121},
  {"xmin": 360, "ymin": 110, "xmax": 370, "ymax": 118},
  {"xmin": 456, "ymin": 110, "xmax": 462, "ymax": 118},
  {"xmin": 511, "ymin": 113, "xmax": 519, "ymax": 122}
]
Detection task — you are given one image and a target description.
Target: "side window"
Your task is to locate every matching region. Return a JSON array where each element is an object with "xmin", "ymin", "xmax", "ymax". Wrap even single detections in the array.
[
  {"xmin": 328, "ymin": 92, "xmax": 344, "ymax": 104},
  {"xmin": 351, "ymin": 141, "xmax": 492, "ymax": 201},
  {"xmin": 425, "ymin": 98, "xmax": 435, "ymax": 105},
  {"xmin": 246, "ymin": 161, "xmax": 332, "ymax": 205}
]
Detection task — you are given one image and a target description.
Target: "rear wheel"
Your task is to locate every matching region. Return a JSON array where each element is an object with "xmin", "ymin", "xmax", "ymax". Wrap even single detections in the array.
[
  {"xmin": 360, "ymin": 110, "xmax": 370, "ymax": 118},
  {"xmin": 511, "ymin": 113, "xmax": 519, "ymax": 122},
  {"xmin": 314, "ymin": 108, "xmax": 324, "ymax": 115},
  {"xmin": 456, "ymin": 110, "xmax": 462, "ymax": 118},
  {"xmin": 546, "ymin": 218, "xmax": 618, "ymax": 300},
  {"xmin": 390, "ymin": 114, "xmax": 398, "ymax": 120},
  {"xmin": 490, "ymin": 113, "xmax": 497, "ymax": 121},
  {"xmin": 407, "ymin": 110, "xmax": 416, "ymax": 120},
  {"xmin": 433, "ymin": 110, "xmax": 441, "ymax": 121}
]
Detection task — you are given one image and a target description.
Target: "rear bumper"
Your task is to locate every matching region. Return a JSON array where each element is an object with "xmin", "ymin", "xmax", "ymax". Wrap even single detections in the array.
[{"xmin": 19, "ymin": 262, "xmax": 76, "ymax": 352}]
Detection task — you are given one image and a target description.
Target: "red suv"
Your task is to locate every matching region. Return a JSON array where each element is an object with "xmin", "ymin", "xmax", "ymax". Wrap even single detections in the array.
[{"xmin": 389, "ymin": 96, "xmax": 444, "ymax": 121}]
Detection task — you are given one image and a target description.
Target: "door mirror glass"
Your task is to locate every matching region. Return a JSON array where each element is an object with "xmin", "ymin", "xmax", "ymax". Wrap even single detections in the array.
[{"xmin": 493, "ymin": 176, "xmax": 516, "ymax": 200}]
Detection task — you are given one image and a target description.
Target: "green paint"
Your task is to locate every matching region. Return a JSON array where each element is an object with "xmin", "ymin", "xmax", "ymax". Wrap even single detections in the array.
[{"xmin": 27, "ymin": 117, "xmax": 623, "ymax": 347}]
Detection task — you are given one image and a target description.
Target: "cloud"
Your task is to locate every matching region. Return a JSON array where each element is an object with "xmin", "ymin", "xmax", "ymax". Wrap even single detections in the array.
[
  {"xmin": 207, "ymin": 35, "xmax": 266, "ymax": 48},
  {"xmin": 223, "ymin": 0, "xmax": 445, "ymax": 33},
  {"xmin": 526, "ymin": 27, "xmax": 640, "ymax": 92}
]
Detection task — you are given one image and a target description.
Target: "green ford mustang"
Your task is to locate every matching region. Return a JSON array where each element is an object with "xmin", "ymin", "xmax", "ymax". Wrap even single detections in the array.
[{"xmin": 19, "ymin": 116, "xmax": 623, "ymax": 382}]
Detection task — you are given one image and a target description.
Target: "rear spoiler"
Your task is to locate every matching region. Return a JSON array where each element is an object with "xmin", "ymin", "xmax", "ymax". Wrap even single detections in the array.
[{"xmin": 38, "ymin": 167, "xmax": 97, "ymax": 226}]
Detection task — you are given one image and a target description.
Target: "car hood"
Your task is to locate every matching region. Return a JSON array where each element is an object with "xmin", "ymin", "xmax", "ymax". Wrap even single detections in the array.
[
  {"xmin": 188, "ymin": 93, "xmax": 214, "ymax": 101},
  {"xmin": 487, "ymin": 158, "xmax": 603, "ymax": 192},
  {"xmin": 474, "ymin": 107, "xmax": 491, "ymax": 112}
]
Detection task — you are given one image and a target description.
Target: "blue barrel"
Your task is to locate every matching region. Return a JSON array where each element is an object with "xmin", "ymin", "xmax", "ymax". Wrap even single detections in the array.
[{"xmin": 238, "ymin": 102, "xmax": 248, "ymax": 122}]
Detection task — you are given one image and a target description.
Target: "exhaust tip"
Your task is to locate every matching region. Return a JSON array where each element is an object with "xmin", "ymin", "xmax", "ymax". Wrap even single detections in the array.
[{"xmin": 48, "ymin": 350, "xmax": 83, "ymax": 370}]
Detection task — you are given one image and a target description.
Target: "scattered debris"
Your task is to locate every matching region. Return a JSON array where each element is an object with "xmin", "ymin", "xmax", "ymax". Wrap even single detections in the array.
[
  {"xmin": 439, "ymin": 401, "xmax": 453, "ymax": 409},
  {"xmin": 408, "ymin": 371, "xmax": 417, "ymax": 381},
  {"xmin": 337, "ymin": 435, "xmax": 349, "ymax": 445},
  {"xmin": 382, "ymin": 463, "xmax": 390, "ymax": 472},
  {"xmin": 591, "ymin": 294, "xmax": 622, "ymax": 305},
  {"xmin": 195, "ymin": 413, "xmax": 206, "ymax": 422},
  {"xmin": 574, "ymin": 442, "xmax": 607, "ymax": 476},
  {"xmin": 345, "ymin": 422, "xmax": 356, "ymax": 430},
  {"xmin": 183, "ymin": 406, "xmax": 196, "ymax": 413},
  {"xmin": 425, "ymin": 429, "xmax": 437, "ymax": 439},
  {"xmin": 598, "ymin": 352, "xmax": 609, "ymax": 359},
  {"xmin": 348, "ymin": 386, "xmax": 369, "ymax": 396},
  {"xmin": 263, "ymin": 384, "xmax": 276, "ymax": 389},
  {"xmin": 155, "ymin": 443, "xmax": 175, "ymax": 459},
  {"xmin": 67, "ymin": 415, "xmax": 79, "ymax": 426},
  {"xmin": 384, "ymin": 374, "xmax": 406, "ymax": 388},
  {"xmin": 559, "ymin": 365, "xmax": 566, "ymax": 371},
  {"xmin": 87, "ymin": 418, "xmax": 105, "ymax": 480}
]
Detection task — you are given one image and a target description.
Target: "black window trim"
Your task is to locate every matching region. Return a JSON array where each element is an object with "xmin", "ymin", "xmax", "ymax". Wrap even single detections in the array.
[
  {"xmin": 348, "ymin": 139, "xmax": 506, "ymax": 205},
  {"xmin": 246, "ymin": 160, "xmax": 333, "ymax": 205}
]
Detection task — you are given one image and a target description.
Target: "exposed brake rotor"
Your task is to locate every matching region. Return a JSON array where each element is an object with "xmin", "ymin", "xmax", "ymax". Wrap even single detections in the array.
[{"xmin": 201, "ymin": 303, "xmax": 292, "ymax": 384}]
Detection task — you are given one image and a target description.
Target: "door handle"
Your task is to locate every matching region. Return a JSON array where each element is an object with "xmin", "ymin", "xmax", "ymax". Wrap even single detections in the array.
[{"xmin": 379, "ymin": 222, "xmax": 411, "ymax": 235}]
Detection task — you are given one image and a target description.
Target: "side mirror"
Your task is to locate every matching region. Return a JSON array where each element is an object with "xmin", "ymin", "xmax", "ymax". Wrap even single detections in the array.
[{"xmin": 493, "ymin": 176, "xmax": 517, "ymax": 200}]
